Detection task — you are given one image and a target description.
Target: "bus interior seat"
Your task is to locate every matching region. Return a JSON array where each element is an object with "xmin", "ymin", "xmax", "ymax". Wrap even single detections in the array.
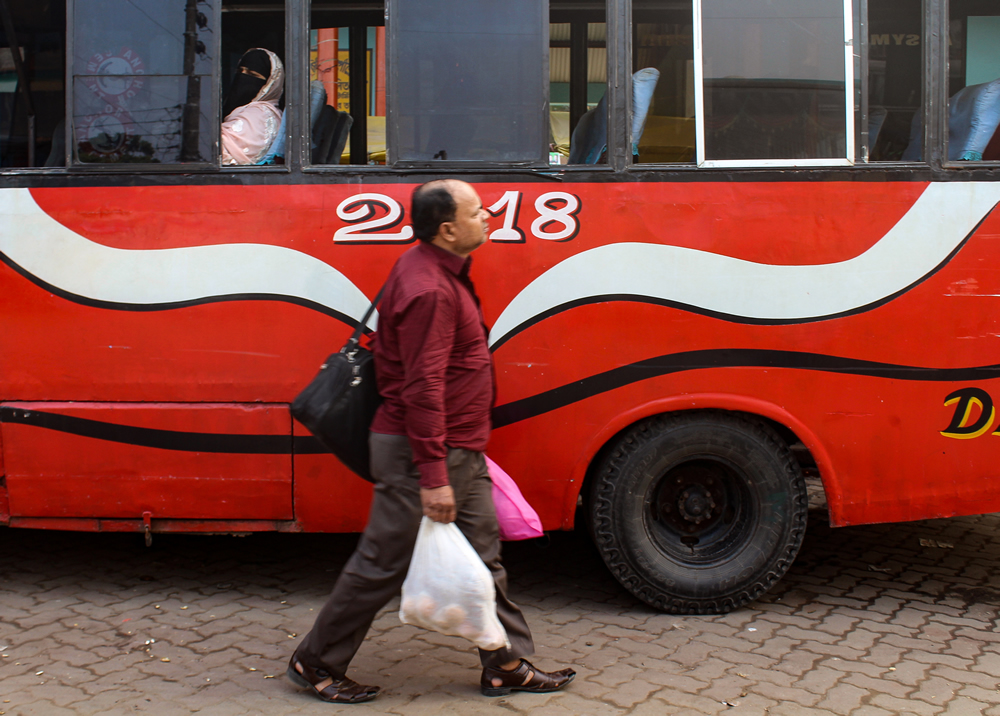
[
  {"xmin": 312, "ymin": 105, "xmax": 353, "ymax": 164},
  {"xmin": 569, "ymin": 68, "xmax": 660, "ymax": 164},
  {"xmin": 902, "ymin": 77, "xmax": 1000, "ymax": 161},
  {"xmin": 260, "ymin": 80, "xmax": 328, "ymax": 164},
  {"xmin": 311, "ymin": 106, "xmax": 335, "ymax": 162},
  {"xmin": 984, "ymin": 120, "xmax": 1000, "ymax": 161},
  {"xmin": 867, "ymin": 106, "xmax": 887, "ymax": 153},
  {"xmin": 44, "ymin": 118, "xmax": 65, "ymax": 167},
  {"xmin": 630, "ymin": 68, "xmax": 660, "ymax": 155},
  {"xmin": 568, "ymin": 92, "xmax": 607, "ymax": 164}
]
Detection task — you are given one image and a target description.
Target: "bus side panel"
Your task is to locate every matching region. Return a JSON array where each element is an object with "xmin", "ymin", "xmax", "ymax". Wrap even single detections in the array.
[
  {"xmin": 4, "ymin": 180, "xmax": 1000, "ymax": 532},
  {"xmin": 487, "ymin": 199, "xmax": 1000, "ymax": 529},
  {"xmin": 0, "ymin": 421, "xmax": 8, "ymax": 525},
  {"xmin": 2, "ymin": 185, "xmax": 406, "ymax": 405},
  {"xmin": 292, "ymin": 420, "xmax": 373, "ymax": 533},
  {"xmin": 0, "ymin": 403, "xmax": 293, "ymax": 521},
  {"xmin": 490, "ymin": 365, "xmax": 1000, "ymax": 530}
]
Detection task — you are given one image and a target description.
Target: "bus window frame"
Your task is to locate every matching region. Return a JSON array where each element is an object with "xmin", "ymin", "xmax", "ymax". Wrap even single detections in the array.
[
  {"xmin": 691, "ymin": 0, "xmax": 857, "ymax": 169},
  {"xmin": 857, "ymin": 0, "xmax": 940, "ymax": 169},
  {"xmin": 937, "ymin": 0, "xmax": 1000, "ymax": 170},
  {"xmin": 64, "ymin": 0, "xmax": 224, "ymax": 172},
  {"xmin": 925, "ymin": 0, "xmax": 946, "ymax": 168},
  {"xmin": 384, "ymin": 0, "xmax": 552, "ymax": 169},
  {"xmin": 216, "ymin": 0, "xmax": 296, "ymax": 175},
  {"xmin": 1, "ymin": 0, "xmax": 963, "ymax": 176},
  {"xmin": 857, "ymin": 0, "xmax": 868, "ymax": 162},
  {"xmin": 606, "ymin": 0, "xmax": 630, "ymax": 171},
  {"xmin": 625, "ymin": 0, "xmax": 947, "ymax": 171}
]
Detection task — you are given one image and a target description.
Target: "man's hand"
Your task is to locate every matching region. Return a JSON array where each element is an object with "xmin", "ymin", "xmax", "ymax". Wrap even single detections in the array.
[{"xmin": 421, "ymin": 485, "xmax": 456, "ymax": 523}]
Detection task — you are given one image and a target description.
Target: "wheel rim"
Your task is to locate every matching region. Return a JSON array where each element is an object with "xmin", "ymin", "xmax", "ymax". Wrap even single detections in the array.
[{"xmin": 645, "ymin": 456, "xmax": 756, "ymax": 565}]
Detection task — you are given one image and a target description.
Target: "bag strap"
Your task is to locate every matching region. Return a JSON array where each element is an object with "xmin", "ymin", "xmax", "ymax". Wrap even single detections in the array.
[{"xmin": 344, "ymin": 284, "xmax": 385, "ymax": 351}]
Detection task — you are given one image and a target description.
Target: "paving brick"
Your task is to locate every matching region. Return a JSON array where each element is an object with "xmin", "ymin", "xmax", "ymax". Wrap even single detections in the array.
[
  {"xmin": 752, "ymin": 681, "xmax": 823, "ymax": 707},
  {"xmin": 974, "ymin": 652, "xmax": 1000, "ymax": 677},
  {"xmin": 956, "ymin": 684, "xmax": 1000, "ymax": 705},
  {"xmin": 671, "ymin": 658, "xmax": 729, "ymax": 684},
  {"xmin": 757, "ymin": 609, "xmax": 835, "ymax": 630},
  {"xmin": 848, "ymin": 706, "xmax": 901, "ymax": 716},
  {"xmin": 666, "ymin": 639, "xmax": 715, "ymax": 668},
  {"xmin": 942, "ymin": 696, "xmax": 995, "ymax": 716},
  {"xmin": 750, "ymin": 635, "xmax": 800, "ymax": 661},
  {"xmin": 796, "ymin": 640, "xmax": 867, "ymax": 662},
  {"xmin": 710, "ymin": 692, "xmax": 778, "ymax": 713},
  {"xmin": 777, "ymin": 625, "xmax": 839, "ymax": 644},
  {"xmin": 870, "ymin": 692, "xmax": 945, "ymax": 715},
  {"xmin": 586, "ymin": 661, "xmax": 643, "ymax": 688},
  {"xmin": 839, "ymin": 671, "xmax": 910, "ymax": 699},
  {"xmin": 931, "ymin": 664, "xmax": 999, "ymax": 690},
  {"xmin": 813, "ymin": 681, "xmax": 868, "ymax": 712},
  {"xmin": 837, "ymin": 627, "xmax": 880, "ymax": 653},
  {"xmin": 712, "ymin": 648, "xmax": 780, "ymax": 670},
  {"xmin": 601, "ymin": 678, "xmax": 660, "ymax": 709},
  {"xmin": 641, "ymin": 669, "xmax": 711, "ymax": 692},
  {"xmin": 910, "ymin": 675, "xmax": 959, "ymax": 707},
  {"xmin": 882, "ymin": 633, "xmax": 948, "ymax": 652},
  {"xmin": 725, "ymin": 664, "xmax": 795, "ymax": 689},
  {"xmin": 814, "ymin": 614, "xmax": 860, "ymax": 637},
  {"xmin": 767, "ymin": 704, "xmax": 840, "ymax": 716},
  {"xmin": 906, "ymin": 650, "xmax": 974, "ymax": 670},
  {"xmin": 884, "ymin": 658, "xmax": 933, "ymax": 687},
  {"xmin": 6, "ymin": 517, "xmax": 1000, "ymax": 715},
  {"xmin": 655, "ymin": 690, "xmax": 731, "ymax": 714}
]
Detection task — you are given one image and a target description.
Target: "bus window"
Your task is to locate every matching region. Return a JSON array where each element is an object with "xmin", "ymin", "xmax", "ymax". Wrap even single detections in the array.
[
  {"xmin": 550, "ymin": 1, "xmax": 608, "ymax": 166},
  {"xmin": 220, "ymin": 0, "xmax": 286, "ymax": 166},
  {"xmin": 72, "ymin": 0, "xmax": 217, "ymax": 165},
  {"xmin": 0, "ymin": 0, "xmax": 65, "ymax": 168},
  {"xmin": 389, "ymin": 0, "xmax": 548, "ymax": 163},
  {"xmin": 697, "ymin": 0, "xmax": 853, "ymax": 166},
  {"xmin": 868, "ymin": 0, "xmax": 923, "ymax": 161},
  {"xmin": 310, "ymin": 1, "xmax": 384, "ymax": 165},
  {"xmin": 633, "ymin": 1, "xmax": 696, "ymax": 164},
  {"xmin": 944, "ymin": 0, "xmax": 1000, "ymax": 162}
]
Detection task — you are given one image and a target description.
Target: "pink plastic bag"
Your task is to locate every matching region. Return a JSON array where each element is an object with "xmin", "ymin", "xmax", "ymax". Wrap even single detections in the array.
[{"xmin": 487, "ymin": 456, "xmax": 544, "ymax": 541}]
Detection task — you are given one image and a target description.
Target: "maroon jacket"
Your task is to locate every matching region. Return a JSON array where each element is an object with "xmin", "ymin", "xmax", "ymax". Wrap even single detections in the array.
[{"xmin": 370, "ymin": 242, "xmax": 493, "ymax": 489}]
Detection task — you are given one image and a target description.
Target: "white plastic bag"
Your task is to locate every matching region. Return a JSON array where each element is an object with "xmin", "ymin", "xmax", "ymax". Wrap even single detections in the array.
[{"xmin": 400, "ymin": 517, "xmax": 510, "ymax": 650}]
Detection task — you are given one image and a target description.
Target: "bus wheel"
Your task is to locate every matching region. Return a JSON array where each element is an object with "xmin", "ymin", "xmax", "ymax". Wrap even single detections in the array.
[{"xmin": 589, "ymin": 411, "xmax": 807, "ymax": 614}]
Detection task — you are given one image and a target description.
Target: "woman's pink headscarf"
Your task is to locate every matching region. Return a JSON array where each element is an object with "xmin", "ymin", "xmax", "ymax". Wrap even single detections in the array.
[{"xmin": 221, "ymin": 49, "xmax": 284, "ymax": 165}]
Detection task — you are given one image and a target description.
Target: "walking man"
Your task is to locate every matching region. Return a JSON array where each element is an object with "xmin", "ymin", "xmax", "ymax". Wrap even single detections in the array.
[{"xmin": 287, "ymin": 179, "xmax": 576, "ymax": 704}]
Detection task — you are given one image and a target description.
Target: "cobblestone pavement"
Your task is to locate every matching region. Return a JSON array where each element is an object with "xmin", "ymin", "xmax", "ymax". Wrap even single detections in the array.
[{"xmin": 3, "ymin": 496, "xmax": 1000, "ymax": 716}]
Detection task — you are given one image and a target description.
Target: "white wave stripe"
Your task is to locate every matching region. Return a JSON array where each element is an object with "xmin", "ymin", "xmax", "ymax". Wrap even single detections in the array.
[
  {"xmin": 489, "ymin": 182, "xmax": 1000, "ymax": 347},
  {"xmin": 0, "ymin": 188, "xmax": 377, "ymax": 330}
]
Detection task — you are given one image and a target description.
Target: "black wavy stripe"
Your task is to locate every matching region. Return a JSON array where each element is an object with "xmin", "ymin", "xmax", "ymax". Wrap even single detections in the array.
[
  {"xmin": 491, "ymin": 348, "xmax": 1000, "ymax": 428},
  {"xmin": 0, "ymin": 406, "xmax": 326, "ymax": 454},
  {"xmin": 5, "ymin": 349, "xmax": 1000, "ymax": 452}
]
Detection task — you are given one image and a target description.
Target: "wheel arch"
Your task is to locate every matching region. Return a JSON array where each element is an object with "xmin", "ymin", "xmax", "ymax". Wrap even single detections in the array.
[{"xmin": 564, "ymin": 393, "xmax": 842, "ymax": 529}]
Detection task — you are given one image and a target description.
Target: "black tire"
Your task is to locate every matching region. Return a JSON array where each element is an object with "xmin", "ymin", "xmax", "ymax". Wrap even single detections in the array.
[{"xmin": 589, "ymin": 411, "xmax": 807, "ymax": 614}]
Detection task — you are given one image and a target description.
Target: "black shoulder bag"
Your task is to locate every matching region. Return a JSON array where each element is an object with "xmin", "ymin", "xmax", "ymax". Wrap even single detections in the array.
[{"xmin": 291, "ymin": 289, "xmax": 384, "ymax": 482}]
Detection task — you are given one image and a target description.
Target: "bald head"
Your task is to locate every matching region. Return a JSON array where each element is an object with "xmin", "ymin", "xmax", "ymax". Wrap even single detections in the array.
[
  {"xmin": 412, "ymin": 180, "xmax": 470, "ymax": 243},
  {"xmin": 411, "ymin": 180, "xmax": 489, "ymax": 258}
]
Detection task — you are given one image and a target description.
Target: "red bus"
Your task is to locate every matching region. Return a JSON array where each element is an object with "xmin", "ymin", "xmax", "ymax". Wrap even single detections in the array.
[{"xmin": 3, "ymin": 0, "xmax": 1000, "ymax": 614}]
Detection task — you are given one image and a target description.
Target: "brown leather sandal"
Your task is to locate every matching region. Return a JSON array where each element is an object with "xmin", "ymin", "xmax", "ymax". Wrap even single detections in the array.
[
  {"xmin": 287, "ymin": 655, "xmax": 380, "ymax": 704},
  {"xmin": 480, "ymin": 658, "xmax": 576, "ymax": 697}
]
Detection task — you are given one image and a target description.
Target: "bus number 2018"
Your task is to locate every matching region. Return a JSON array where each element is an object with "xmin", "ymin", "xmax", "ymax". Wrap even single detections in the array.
[{"xmin": 332, "ymin": 191, "xmax": 582, "ymax": 244}]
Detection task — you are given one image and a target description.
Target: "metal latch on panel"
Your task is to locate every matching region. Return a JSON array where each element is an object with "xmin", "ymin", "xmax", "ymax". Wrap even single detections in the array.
[{"xmin": 142, "ymin": 511, "xmax": 153, "ymax": 547}]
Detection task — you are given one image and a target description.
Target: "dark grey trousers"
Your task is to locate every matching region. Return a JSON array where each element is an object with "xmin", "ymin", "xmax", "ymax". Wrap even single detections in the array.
[{"xmin": 295, "ymin": 432, "xmax": 535, "ymax": 679}]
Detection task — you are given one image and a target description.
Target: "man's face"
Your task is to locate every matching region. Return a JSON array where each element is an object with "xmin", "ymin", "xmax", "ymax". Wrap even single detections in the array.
[{"xmin": 444, "ymin": 182, "xmax": 490, "ymax": 257}]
